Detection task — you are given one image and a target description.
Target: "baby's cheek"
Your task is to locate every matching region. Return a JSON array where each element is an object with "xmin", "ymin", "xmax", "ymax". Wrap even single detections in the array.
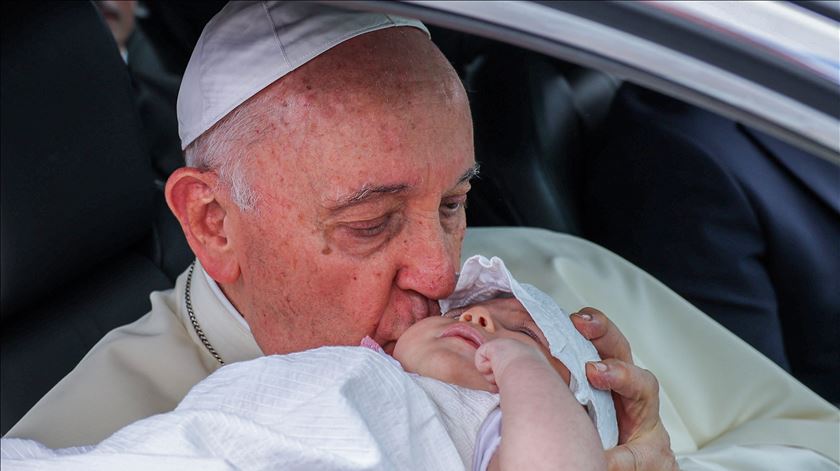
[{"xmin": 391, "ymin": 339, "xmax": 414, "ymax": 372}]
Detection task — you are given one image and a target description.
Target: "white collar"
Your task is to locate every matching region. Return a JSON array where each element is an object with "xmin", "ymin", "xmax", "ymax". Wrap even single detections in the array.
[{"xmin": 202, "ymin": 270, "xmax": 251, "ymax": 332}]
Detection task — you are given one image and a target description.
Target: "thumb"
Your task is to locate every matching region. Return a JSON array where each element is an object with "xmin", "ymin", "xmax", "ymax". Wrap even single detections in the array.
[
  {"xmin": 605, "ymin": 433, "xmax": 678, "ymax": 471},
  {"xmin": 605, "ymin": 444, "xmax": 638, "ymax": 471}
]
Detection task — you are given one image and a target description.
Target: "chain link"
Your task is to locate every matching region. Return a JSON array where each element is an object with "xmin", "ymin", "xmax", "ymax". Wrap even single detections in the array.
[{"xmin": 185, "ymin": 261, "xmax": 225, "ymax": 366}]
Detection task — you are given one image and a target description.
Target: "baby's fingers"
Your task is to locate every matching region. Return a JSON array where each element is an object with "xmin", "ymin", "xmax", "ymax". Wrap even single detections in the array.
[
  {"xmin": 475, "ymin": 344, "xmax": 498, "ymax": 387},
  {"xmin": 475, "ymin": 344, "xmax": 493, "ymax": 374}
]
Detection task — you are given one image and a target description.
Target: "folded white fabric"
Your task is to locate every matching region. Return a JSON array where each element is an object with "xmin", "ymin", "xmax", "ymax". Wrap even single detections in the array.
[
  {"xmin": 1, "ymin": 348, "xmax": 465, "ymax": 470},
  {"xmin": 440, "ymin": 255, "xmax": 619, "ymax": 448},
  {"xmin": 178, "ymin": 1, "xmax": 428, "ymax": 149}
]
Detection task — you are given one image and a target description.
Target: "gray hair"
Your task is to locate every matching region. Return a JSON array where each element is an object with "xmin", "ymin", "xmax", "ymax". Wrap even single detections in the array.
[{"xmin": 183, "ymin": 91, "xmax": 277, "ymax": 211}]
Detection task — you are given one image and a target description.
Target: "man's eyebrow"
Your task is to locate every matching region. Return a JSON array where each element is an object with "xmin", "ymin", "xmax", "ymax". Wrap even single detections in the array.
[
  {"xmin": 456, "ymin": 162, "xmax": 481, "ymax": 186},
  {"xmin": 325, "ymin": 163, "xmax": 479, "ymax": 212},
  {"xmin": 326, "ymin": 184, "xmax": 410, "ymax": 212}
]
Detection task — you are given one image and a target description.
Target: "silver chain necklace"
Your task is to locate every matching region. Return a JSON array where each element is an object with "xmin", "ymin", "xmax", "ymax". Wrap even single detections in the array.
[{"xmin": 185, "ymin": 261, "xmax": 225, "ymax": 365}]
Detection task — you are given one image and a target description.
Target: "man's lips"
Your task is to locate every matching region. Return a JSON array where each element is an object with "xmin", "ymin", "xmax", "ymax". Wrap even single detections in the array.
[
  {"xmin": 438, "ymin": 323, "xmax": 485, "ymax": 349},
  {"xmin": 407, "ymin": 293, "xmax": 439, "ymax": 322},
  {"xmin": 377, "ymin": 295, "xmax": 440, "ymax": 354}
]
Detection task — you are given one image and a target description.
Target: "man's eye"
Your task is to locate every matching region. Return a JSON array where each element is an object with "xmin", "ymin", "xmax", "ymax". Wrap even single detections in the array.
[
  {"xmin": 347, "ymin": 216, "xmax": 390, "ymax": 238},
  {"xmin": 441, "ymin": 196, "xmax": 467, "ymax": 216},
  {"xmin": 353, "ymin": 224, "xmax": 386, "ymax": 237}
]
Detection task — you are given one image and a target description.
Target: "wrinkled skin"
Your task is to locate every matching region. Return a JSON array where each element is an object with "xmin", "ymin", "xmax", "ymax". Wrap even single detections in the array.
[
  {"xmin": 170, "ymin": 28, "xmax": 474, "ymax": 355},
  {"xmin": 573, "ymin": 308, "xmax": 679, "ymax": 471}
]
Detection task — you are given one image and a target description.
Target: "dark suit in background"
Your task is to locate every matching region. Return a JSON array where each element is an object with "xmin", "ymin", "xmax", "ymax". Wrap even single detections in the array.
[{"xmin": 582, "ymin": 84, "xmax": 840, "ymax": 402}]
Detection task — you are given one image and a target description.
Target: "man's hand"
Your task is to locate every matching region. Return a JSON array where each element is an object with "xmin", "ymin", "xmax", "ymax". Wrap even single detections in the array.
[
  {"xmin": 475, "ymin": 338, "xmax": 550, "ymax": 392},
  {"xmin": 571, "ymin": 307, "xmax": 678, "ymax": 471}
]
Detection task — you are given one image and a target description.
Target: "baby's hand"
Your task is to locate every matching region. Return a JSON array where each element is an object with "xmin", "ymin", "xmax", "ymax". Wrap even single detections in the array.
[{"xmin": 475, "ymin": 338, "xmax": 551, "ymax": 391}]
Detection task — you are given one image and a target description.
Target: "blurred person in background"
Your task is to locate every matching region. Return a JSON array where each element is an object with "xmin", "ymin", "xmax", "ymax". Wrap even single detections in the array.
[{"xmin": 95, "ymin": 0, "xmax": 183, "ymax": 177}]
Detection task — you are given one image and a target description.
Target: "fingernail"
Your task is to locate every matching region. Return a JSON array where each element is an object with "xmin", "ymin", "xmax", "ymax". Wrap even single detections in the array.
[
  {"xmin": 591, "ymin": 361, "xmax": 608, "ymax": 372},
  {"xmin": 573, "ymin": 312, "xmax": 592, "ymax": 321}
]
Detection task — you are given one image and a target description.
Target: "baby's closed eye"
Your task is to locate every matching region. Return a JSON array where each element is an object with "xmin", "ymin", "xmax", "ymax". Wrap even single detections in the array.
[{"xmin": 515, "ymin": 326, "xmax": 541, "ymax": 343}]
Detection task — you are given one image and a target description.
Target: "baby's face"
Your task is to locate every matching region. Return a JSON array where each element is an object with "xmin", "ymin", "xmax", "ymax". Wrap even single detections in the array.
[{"xmin": 393, "ymin": 297, "xmax": 571, "ymax": 392}]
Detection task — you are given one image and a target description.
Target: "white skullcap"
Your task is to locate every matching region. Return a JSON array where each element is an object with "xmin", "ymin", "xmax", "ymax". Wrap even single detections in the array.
[
  {"xmin": 177, "ymin": 1, "xmax": 429, "ymax": 149},
  {"xmin": 440, "ymin": 255, "xmax": 619, "ymax": 449}
]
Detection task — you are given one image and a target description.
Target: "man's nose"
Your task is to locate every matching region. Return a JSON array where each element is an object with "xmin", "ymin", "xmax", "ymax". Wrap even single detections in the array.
[
  {"xmin": 459, "ymin": 308, "xmax": 496, "ymax": 333},
  {"xmin": 394, "ymin": 219, "xmax": 459, "ymax": 301}
]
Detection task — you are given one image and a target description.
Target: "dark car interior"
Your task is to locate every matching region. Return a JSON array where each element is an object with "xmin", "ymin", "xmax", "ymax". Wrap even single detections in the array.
[
  {"xmin": 2, "ymin": 1, "xmax": 835, "ymax": 434},
  {"xmin": 1, "ymin": 1, "xmax": 195, "ymax": 434}
]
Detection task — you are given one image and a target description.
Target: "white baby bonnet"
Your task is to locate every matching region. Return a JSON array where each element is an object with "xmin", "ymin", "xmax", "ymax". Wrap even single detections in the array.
[{"xmin": 439, "ymin": 255, "xmax": 619, "ymax": 448}]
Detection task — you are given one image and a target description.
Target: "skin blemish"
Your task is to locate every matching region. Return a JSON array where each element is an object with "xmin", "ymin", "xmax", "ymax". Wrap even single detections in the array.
[{"xmin": 321, "ymin": 245, "xmax": 332, "ymax": 255}]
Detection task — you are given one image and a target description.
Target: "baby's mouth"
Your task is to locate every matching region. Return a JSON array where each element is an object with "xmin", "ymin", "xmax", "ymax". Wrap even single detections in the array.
[{"xmin": 438, "ymin": 323, "xmax": 485, "ymax": 349}]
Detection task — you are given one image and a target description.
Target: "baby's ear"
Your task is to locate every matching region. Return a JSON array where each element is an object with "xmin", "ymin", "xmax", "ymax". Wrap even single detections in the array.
[
  {"xmin": 550, "ymin": 357, "xmax": 573, "ymax": 386},
  {"xmin": 561, "ymin": 362, "xmax": 573, "ymax": 385}
]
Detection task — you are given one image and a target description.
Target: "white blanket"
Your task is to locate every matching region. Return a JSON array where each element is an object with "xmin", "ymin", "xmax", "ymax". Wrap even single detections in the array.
[{"xmin": 1, "ymin": 348, "xmax": 466, "ymax": 470}]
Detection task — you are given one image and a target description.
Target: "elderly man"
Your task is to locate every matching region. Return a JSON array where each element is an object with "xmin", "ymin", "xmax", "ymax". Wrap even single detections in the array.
[
  {"xmin": 6, "ymin": 1, "xmax": 668, "ymax": 465},
  {"xmin": 6, "ymin": 3, "xmax": 837, "ymax": 470}
]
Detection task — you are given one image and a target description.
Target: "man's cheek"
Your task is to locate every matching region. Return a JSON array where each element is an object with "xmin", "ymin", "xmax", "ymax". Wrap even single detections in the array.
[
  {"xmin": 449, "ymin": 217, "xmax": 466, "ymax": 260},
  {"xmin": 321, "ymin": 216, "xmax": 403, "ymax": 259},
  {"xmin": 324, "ymin": 232, "xmax": 388, "ymax": 258},
  {"xmin": 325, "ymin": 268, "xmax": 390, "ymax": 322}
]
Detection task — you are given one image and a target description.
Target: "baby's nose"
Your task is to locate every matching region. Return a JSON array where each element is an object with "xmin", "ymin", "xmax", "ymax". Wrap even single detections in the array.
[{"xmin": 458, "ymin": 307, "xmax": 496, "ymax": 333}]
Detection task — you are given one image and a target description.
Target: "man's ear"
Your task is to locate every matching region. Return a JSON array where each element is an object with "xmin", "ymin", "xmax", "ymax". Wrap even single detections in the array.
[{"xmin": 165, "ymin": 167, "xmax": 241, "ymax": 284}]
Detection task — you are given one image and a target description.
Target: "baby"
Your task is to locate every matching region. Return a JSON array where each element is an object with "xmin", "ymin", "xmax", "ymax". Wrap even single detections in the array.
[{"xmin": 364, "ymin": 255, "xmax": 617, "ymax": 471}]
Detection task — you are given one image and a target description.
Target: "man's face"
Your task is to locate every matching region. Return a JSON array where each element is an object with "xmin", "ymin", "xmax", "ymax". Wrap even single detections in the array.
[
  {"xmin": 393, "ymin": 298, "xmax": 572, "ymax": 391},
  {"xmin": 224, "ymin": 29, "xmax": 475, "ymax": 355}
]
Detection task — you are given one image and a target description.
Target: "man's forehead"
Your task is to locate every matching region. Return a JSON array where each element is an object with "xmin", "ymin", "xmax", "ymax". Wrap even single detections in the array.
[{"xmin": 309, "ymin": 77, "xmax": 464, "ymax": 107}]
